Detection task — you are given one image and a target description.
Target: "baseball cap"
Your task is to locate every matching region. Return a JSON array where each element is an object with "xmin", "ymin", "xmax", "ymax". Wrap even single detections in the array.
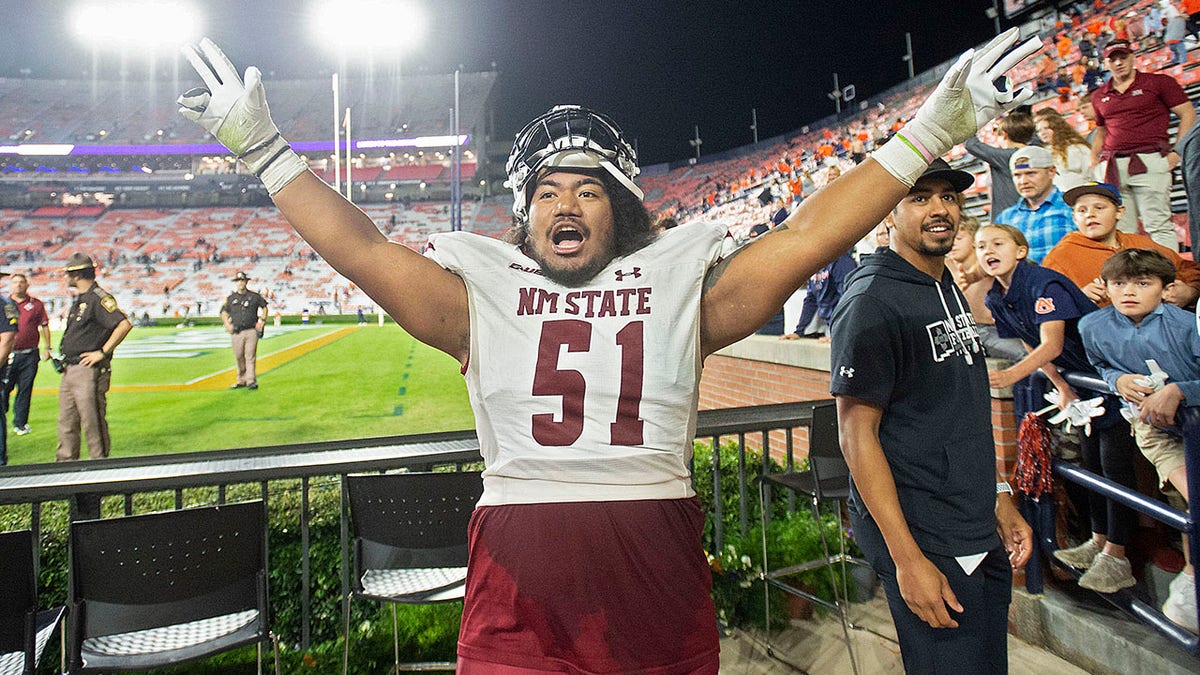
[
  {"xmin": 1103, "ymin": 39, "xmax": 1133, "ymax": 59},
  {"xmin": 1009, "ymin": 145, "xmax": 1055, "ymax": 172},
  {"xmin": 232, "ymin": 271, "xmax": 252, "ymax": 281},
  {"xmin": 914, "ymin": 158, "xmax": 974, "ymax": 193},
  {"xmin": 1063, "ymin": 181, "xmax": 1122, "ymax": 206},
  {"xmin": 64, "ymin": 253, "xmax": 95, "ymax": 272}
]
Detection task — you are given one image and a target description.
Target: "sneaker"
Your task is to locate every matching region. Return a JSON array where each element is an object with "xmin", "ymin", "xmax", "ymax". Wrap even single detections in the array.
[
  {"xmin": 230, "ymin": 383, "xmax": 244, "ymax": 389},
  {"xmin": 12, "ymin": 425, "xmax": 29, "ymax": 435},
  {"xmin": 247, "ymin": 383, "xmax": 258, "ymax": 390},
  {"xmin": 1078, "ymin": 552, "xmax": 1137, "ymax": 593},
  {"xmin": 1053, "ymin": 539, "xmax": 1101, "ymax": 570},
  {"xmin": 1162, "ymin": 572, "xmax": 1199, "ymax": 634}
]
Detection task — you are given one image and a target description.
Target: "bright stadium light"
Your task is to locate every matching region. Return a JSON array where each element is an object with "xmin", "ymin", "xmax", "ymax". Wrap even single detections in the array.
[
  {"xmin": 310, "ymin": 0, "xmax": 425, "ymax": 56},
  {"xmin": 72, "ymin": 1, "xmax": 202, "ymax": 51}
]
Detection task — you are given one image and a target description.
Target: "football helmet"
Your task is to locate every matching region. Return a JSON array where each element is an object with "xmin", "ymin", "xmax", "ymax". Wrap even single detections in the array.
[{"xmin": 505, "ymin": 105, "xmax": 643, "ymax": 219}]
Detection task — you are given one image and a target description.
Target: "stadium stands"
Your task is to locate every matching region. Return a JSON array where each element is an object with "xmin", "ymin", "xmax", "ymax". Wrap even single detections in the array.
[{"xmin": 0, "ymin": 0, "xmax": 1194, "ymax": 321}]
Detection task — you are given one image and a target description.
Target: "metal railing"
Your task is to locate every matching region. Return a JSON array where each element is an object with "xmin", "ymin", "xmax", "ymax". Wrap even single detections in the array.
[
  {"xmin": 0, "ymin": 401, "xmax": 822, "ymax": 654},
  {"xmin": 1031, "ymin": 371, "xmax": 1200, "ymax": 656}
]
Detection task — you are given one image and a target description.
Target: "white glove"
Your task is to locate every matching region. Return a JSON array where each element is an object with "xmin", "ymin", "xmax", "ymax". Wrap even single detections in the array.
[
  {"xmin": 178, "ymin": 38, "xmax": 308, "ymax": 195},
  {"xmin": 874, "ymin": 28, "xmax": 1042, "ymax": 186}
]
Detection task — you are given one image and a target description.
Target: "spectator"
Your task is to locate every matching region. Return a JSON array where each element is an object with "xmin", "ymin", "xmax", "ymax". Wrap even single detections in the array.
[
  {"xmin": 996, "ymin": 145, "xmax": 1076, "ymax": 263},
  {"xmin": 831, "ymin": 161, "xmax": 1031, "ymax": 674},
  {"xmin": 1091, "ymin": 38, "xmax": 1197, "ymax": 250},
  {"xmin": 1165, "ymin": 9, "xmax": 1190, "ymax": 66},
  {"xmin": 1144, "ymin": 4, "xmax": 1166, "ymax": 45},
  {"xmin": 1078, "ymin": 91, "xmax": 1099, "ymax": 145},
  {"xmin": 781, "ymin": 248, "xmax": 856, "ymax": 340},
  {"xmin": 1186, "ymin": 0, "xmax": 1200, "ymax": 41},
  {"xmin": 1080, "ymin": 248, "xmax": 1200, "ymax": 633},
  {"xmin": 0, "ymin": 273, "xmax": 14, "ymax": 466},
  {"xmin": 2, "ymin": 273, "xmax": 51, "ymax": 438},
  {"xmin": 965, "ymin": 111, "xmax": 1038, "ymax": 215},
  {"xmin": 1043, "ymin": 181, "xmax": 1200, "ymax": 308},
  {"xmin": 948, "ymin": 216, "xmax": 1025, "ymax": 361},
  {"xmin": 978, "ymin": 224, "xmax": 1139, "ymax": 594},
  {"xmin": 1035, "ymin": 108, "xmax": 1095, "ymax": 189}
]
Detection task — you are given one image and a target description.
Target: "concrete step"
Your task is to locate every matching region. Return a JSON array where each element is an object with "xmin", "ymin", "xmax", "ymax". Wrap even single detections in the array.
[
  {"xmin": 718, "ymin": 593, "xmax": 1089, "ymax": 674},
  {"xmin": 1009, "ymin": 583, "xmax": 1200, "ymax": 675}
]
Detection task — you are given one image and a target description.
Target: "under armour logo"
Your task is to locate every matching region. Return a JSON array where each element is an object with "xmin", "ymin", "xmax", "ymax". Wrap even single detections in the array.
[
  {"xmin": 614, "ymin": 267, "xmax": 642, "ymax": 281},
  {"xmin": 839, "ymin": 366, "xmax": 854, "ymax": 378}
]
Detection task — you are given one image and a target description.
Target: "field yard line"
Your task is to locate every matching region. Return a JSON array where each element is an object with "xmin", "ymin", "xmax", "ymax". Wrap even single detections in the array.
[{"xmin": 41, "ymin": 326, "xmax": 361, "ymax": 393}]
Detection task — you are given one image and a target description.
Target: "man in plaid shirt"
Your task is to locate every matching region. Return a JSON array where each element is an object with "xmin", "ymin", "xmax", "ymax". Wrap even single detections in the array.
[{"xmin": 995, "ymin": 145, "xmax": 1074, "ymax": 263}]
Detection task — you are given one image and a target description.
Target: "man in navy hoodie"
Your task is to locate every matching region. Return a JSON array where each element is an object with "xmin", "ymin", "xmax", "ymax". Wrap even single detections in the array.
[{"xmin": 830, "ymin": 159, "xmax": 1032, "ymax": 673}]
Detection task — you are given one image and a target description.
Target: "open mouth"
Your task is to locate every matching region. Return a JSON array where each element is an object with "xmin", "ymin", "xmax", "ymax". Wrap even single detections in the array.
[
  {"xmin": 551, "ymin": 223, "xmax": 585, "ymax": 255},
  {"xmin": 984, "ymin": 256, "xmax": 1002, "ymax": 270},
  {"xmin": 925, "ymin": 221, "xmax": 952, "ymax": 234}
]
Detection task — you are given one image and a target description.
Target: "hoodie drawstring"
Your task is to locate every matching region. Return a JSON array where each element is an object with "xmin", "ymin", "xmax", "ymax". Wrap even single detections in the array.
[{"xmin": 935, "ymin": 281, "xmax": 978, "ymax": 366}]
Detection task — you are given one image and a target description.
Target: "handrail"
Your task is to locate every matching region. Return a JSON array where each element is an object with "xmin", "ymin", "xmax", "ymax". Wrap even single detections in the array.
[
  {"xmin": 0, "ymin": 402, "xmax": 823, "ymax": 504},
  {"xmin": 1036, "ymin": 370, "xmax": 1199, "ymax": 656}
]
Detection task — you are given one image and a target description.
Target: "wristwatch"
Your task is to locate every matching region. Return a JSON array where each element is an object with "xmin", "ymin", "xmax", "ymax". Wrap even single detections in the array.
[{"xmin": 996, "ymin": 481, "xmax": 1014, "ymax": 495}]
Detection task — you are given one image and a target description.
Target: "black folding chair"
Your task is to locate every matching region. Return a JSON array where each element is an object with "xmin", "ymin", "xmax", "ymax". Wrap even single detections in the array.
[
  {"xmin": 0, "ymin": 530, "xmax": 65, "ymax": 675},
  {"xmin": 759, "ymin": 399, "xmax": 869, "ymax": 674},
  {"xmin": 342, "ymin": 471, "xmax": 482, "ymax": 674},
  {"xmin": 67, "ymin": 501, "xmax": 279, "ymax": 673}
]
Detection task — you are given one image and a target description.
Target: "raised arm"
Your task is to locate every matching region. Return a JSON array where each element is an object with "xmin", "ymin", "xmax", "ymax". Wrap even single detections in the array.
[
  {"xmin": 177, "ymin": 39, "xmax": 469, "ymax": 362},
  {"xmin": 269, "ymin": 174, "xmax": 469, "ymax": 360},
  {"xmin": 700, "ymin": 29, "xmax": 1040, "ymax": 356}
]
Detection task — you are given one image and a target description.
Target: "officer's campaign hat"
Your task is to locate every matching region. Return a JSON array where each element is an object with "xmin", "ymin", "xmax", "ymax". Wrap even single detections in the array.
[
  {"xmin": 64, "ymin": 253, "xmax": 96, "ymax": 272},
  {"xmin": 231, "ymin": 271, "xmax": 252, "ymax": 281}
]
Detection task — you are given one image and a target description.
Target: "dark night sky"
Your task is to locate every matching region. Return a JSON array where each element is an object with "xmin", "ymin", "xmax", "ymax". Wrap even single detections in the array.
[{"xmin": 0, "ymin": 1, "xmax": 1015, "ymax": 165}]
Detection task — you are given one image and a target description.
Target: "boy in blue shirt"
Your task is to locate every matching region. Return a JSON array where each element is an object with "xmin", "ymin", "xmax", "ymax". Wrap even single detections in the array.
[{"xmin": 1080, "ymin": 248, "xmax": 1200, "ymax": 633}]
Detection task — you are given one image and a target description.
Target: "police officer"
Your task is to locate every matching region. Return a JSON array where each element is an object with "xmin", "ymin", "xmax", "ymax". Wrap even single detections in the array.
[
  {"xmin": 0, "ymin": 271, "xmax": 17, "ymax": 465},
  {"xmin": 56, "ymin": 253, "xmax": 132, "ymax": 462},
  {"xmin": 220, "ymin": 271, "xmax": 268, "ymax": 390}
]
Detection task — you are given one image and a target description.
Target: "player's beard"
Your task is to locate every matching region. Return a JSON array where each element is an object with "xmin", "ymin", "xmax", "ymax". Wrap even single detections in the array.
[
  {"xmin": 524, "ymin": 229, "xmax": 618, "ymax": 287},
  {"xmin": 526, "ymin": 245, "xmax": 616, "ymax": 287}
]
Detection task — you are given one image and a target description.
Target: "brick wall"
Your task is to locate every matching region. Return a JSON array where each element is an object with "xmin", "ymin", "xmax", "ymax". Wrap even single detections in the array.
[{"xmin": 700, "ymin": 353, "xmax": 1020, "ymax": 480}]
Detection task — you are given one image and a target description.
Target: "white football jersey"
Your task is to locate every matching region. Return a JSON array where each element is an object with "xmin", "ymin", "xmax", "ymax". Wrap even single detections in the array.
[{"xmin": 426, "ymin": 222, "xmax": 733, "ymax": 506}]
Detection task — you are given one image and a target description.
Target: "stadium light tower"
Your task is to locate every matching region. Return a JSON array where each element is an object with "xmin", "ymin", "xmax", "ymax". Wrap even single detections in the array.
[{"xmin": 71, "ymin": 1, "xmax": 202, "ymax": 52}]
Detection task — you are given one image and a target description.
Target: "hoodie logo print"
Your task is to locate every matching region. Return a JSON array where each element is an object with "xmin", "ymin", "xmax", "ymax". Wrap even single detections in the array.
[
  {"xmin": 839, "ymin": 366, "xmax": 855, "ymax": 378},
  {"xmin": 926, "ymin": 313, "xmax": 981, "ymax": 364}
]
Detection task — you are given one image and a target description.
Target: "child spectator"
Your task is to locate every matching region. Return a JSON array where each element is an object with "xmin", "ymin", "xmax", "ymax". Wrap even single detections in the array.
[
  {"xmin": 977, "ymin": 223, "xmax": 1140, "ymax": 594},
  {"xmin": 1080, "ymin": 248, "xmax": 1200, "ymax": 632},
  {"xmin": 1042, "ymin": 182, "xmax": 1200, "ymax": 308},
  {"xmin": 948, "ymin": 216, "xmax": 1025, "ymax": 361}
]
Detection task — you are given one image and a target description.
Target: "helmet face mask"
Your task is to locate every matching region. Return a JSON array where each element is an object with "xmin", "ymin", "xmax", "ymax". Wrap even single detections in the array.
[{"xmin": 505, "ymin": 105, "xmax": 643, "ymax": 219}]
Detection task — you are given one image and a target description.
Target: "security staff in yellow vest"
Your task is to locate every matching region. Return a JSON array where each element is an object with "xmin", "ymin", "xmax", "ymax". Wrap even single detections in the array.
[{"xmin": 56, "ymin": 253, "xmax": 131, "ymax": 461}]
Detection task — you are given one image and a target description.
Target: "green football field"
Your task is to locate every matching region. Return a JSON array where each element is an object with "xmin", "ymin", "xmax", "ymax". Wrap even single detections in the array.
[{"xmin": 4, "ymin": 323, "xmax": 475, "ymax": 465}]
